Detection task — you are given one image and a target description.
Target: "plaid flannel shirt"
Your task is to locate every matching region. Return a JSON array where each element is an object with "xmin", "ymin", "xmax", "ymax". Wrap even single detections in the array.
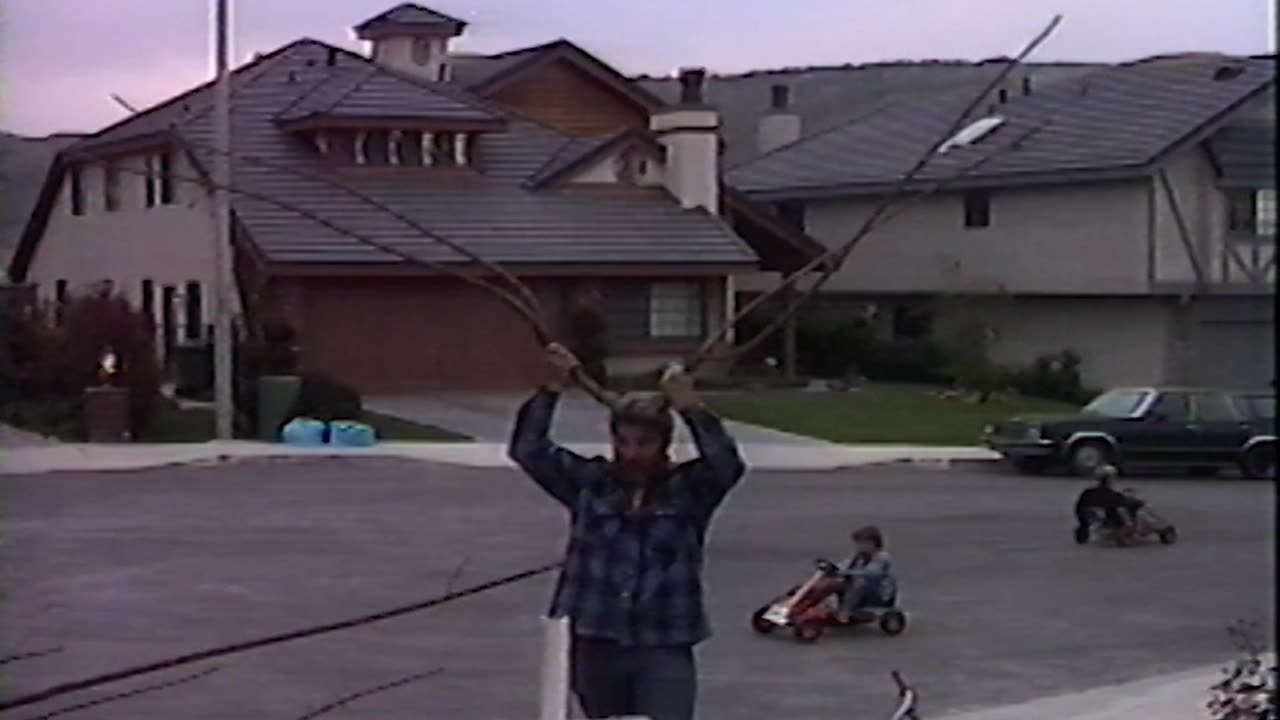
[{"xmin": 508, "ymin": 389, "xmax": 746, "ymax": 647}]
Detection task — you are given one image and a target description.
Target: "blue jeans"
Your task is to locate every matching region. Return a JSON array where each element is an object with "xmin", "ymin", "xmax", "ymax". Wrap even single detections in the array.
[
  {"xmin": 837, "ymin": 575, "xmax": 895, "ymax": 616},
  {"xmin": 571, "ymin": 635, "xmax": 697, "ymax": 720}
]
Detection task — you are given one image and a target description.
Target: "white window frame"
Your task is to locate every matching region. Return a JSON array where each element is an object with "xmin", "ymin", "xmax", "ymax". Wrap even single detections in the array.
[
  {"xmin": 354, "ymin": 130, "xmax": 368, "ymax": 165},
  {"xmin": 453, "ymin": 132, "xmax": 469, "ymax": 166},
  {"xmin": 648, "ymin": 281, "xmax": 704, "ymax": 339},
  {"xmin": 421, "ymin": 132, "xmax": 434, "ymax": 166},
  {"xmin": 143, "ymin": 154, "xmax": 160, "ymax": 207},
  {"xmin": 1256, "ymin": 189, "xmax": 1276, "ymax": 236},
  {"xmin": 388, "ymin": 130, "xmax": 402, "ymax": 166}
]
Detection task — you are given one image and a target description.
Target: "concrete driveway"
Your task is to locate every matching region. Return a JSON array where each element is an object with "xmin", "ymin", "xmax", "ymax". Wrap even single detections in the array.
[{"xmin": 367, "ymin": 390, "xmax": 831, "ymax": 446}]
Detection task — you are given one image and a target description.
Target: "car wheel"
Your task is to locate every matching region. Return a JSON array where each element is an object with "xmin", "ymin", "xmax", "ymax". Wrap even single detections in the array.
[
  {"xmin": 1069, "ymin": 440, "xmax": 1113, "ymax": 477},
  {"xmin": 1012, "ymin": 457, "xmax": 1051, "ymax": 475},
  {"xmin": 1241, "ymin": 443, "xmax": 1276, "ymax": 480},
  {"xmin": 879, "ymin": 610, "xmax": 907, "ymax": 636}
]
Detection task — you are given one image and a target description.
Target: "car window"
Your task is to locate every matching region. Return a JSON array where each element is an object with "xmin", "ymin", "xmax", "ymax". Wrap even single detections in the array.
[
  {"xmin": 1192, "ymin": 393, "xmax": 1239, "ymax": 422},
  {"xmin": 1238, "ymin": 394, "xmax": 1275, "ymax": 420},
  {"xmin": 1083, "ymin": 390, "xmax": 1151, "ymax": 418},
  {"xmin": 1146, "ymin": 392, "xmax": 1191, "ymax": 422}
]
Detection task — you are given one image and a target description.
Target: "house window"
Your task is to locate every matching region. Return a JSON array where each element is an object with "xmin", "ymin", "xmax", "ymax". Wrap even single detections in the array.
[
  {"xmin": 69, "ymin": 166, "xmax": 85, "ymax": 215},
  {"xmin": 606, "ymin": 281, "xmax": 707, "ymax": 341},
  {"xmin": 396, "ymin": 130, "xmax": 425, "ymax": 166},
  {"xmin": 55, "ymin": 279, "xmax": 68, "ymax": 325},
  {"xmin": 159, "ymin": 151, "xmax": 175, "ymax": 205},
  {"xmin": 775, "ymin": 201, "xmax": 806, "ymax": 230},
  {"xmin": 363, "ymin": 130, "xmax": 390, "ymax": 165},
  {"xmin": 184, "ymin": 281, "xmax": 203, "ymax": 341},
  {"xmin": 431, "ymin": 132, "xmax": 456, "ymax": 166},
  {"xmin": 963, "ymin": 190, "xmax": 990, "ymax": 228},
  {"xmin": 144, "ymin": 155, "xmax": 158, "ymax": 207},
  {"xmin": 141, "ymin": 279, "xmax": 155, "ymax": 329},
  {"xmin": 1227, "ymin": 189, "xmax": 1277, "ymax": 235},
  {"xmin": 649, "ymin": 282, "xmax": 705, "ymax": 339},
  {"xmin": 104, "ymin": 163, "xmax": 121, "ymax": 212}
]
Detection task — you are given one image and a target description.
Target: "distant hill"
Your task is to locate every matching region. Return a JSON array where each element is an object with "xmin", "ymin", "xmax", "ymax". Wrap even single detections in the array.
[{"xmin": 1, "ymin": 131, "xmax": 81, "ymax": 272}]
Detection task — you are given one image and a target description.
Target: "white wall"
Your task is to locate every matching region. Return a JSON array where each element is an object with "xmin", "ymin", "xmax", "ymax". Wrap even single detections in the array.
[
  {"xmin": 571, "ymin": 148, "xmax": 665, "ymax": 186},
  {"xmin": 28, "ymin": 150, "xmax": 227, "ymax": 338},
  {"xmin": 803, "ymin": 180, "xmax": 1152, "ymax": 295}
]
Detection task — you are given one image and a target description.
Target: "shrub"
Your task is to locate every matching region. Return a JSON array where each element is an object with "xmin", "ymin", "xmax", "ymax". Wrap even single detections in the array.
[
  {"xmin": 1012, "ymin": 350, "xmax": 1089, "ymax": 404},
  {"xmin": 233, "ymin": 321, "xmax": 301, "ymax": 437},
  {"xmin": 2, "ymin": 291, "xmax": 159, "ymax": 437}
]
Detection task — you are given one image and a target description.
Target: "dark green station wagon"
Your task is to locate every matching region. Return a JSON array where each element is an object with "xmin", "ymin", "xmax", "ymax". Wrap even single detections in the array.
[{"xmin": 983, "ymin": 387, "xmax": 1276, "ymax": 478}]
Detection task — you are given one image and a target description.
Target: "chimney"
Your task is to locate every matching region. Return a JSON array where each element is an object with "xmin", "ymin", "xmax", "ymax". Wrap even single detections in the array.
[
  {"xmin": 757, "ymin": 82, "xmax": 802, "ymax": 155},
  {"xmin": 353, "ymin": 5, "xmax": 467, "ymax": 82},
  {"xmin": 651, "ymin": 67, "xmax": 720, "ymax": 213}
]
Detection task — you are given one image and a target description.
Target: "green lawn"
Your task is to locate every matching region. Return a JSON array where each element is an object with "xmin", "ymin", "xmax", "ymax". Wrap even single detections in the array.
[
  {"xmin": 139, "ymin": 407, "xmax": 470, "ymax": 443},
  {"xmin": 707, "ymin": 384, "xmax": 1079, "ymax": 445}
]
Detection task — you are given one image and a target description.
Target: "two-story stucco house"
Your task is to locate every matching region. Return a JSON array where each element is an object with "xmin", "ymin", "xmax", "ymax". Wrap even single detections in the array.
[
  {"xmin": 727, "ymin": 53, "xmax": 1276, "ymax": 389},
  {"xmin": 7, "ymin": 4, "xmax": 819, "ymax": 393}
]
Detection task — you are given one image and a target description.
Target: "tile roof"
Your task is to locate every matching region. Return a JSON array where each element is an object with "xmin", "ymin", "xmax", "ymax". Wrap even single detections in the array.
[
  {"xmin": 59, "ymin": 40, "xmax": 754, "ymax": 269},
  {"xmin": 353, "ymin": 4, "xmax": 466, "ymax": 34},
  {"xmin": 638, "ymin": 62, "xmax": 1103, "ymax": 168},
  {"xmin": 1208, "ymin": 123, "xmax": 1276, "ymax": 187},
  {"xmin": 276, "ymin": 65, "xmax": 501, "ymax": 122},
  {"xmin": 727, "ymin": 55, "xmax": 1275, "ymax": 200}
]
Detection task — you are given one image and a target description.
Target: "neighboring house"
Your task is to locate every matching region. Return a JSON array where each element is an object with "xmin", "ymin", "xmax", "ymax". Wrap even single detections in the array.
[
  {"xmin": 725, "ymin": 53, "xmax": 1277, "ymax": 390},
  {"xmin": 7, "ymin": 4, "xmax": 820, "ymax": 392},
  {"xmin": 638, "ymin": 60, "xmax": 1103, "ymax": 169}
]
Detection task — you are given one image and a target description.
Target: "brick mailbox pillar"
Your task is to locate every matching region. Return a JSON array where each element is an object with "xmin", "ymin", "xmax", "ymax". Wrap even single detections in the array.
[{"xmin": 84, "ymin": 386, "xmax": 131, "ymax": 442}]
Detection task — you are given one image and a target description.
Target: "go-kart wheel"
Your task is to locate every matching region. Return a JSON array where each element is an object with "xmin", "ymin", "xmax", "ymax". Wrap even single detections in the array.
[
  {"xmin": 793, "ymin": 622, "xmax": 824, "ymax": 643},
  {"xmin": 751, "ymin": 607, "xmax": 776, "ymax": 634},
  {"xmin": 1158, "ymin": 526, "xmax": 1178, "ymax": 545},
  {"xmin": 1073, "ymin": 525, "xmax": 1090, "ymax": 545},
  {"xmin": 879, "ymin": 610, "xmax": 907, "ymax": 636}
]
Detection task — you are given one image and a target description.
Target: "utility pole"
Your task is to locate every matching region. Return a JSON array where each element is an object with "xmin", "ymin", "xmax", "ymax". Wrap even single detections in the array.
[{"xmin": 212, "ymin": 0, "xmax": 235, "ymax": 438}]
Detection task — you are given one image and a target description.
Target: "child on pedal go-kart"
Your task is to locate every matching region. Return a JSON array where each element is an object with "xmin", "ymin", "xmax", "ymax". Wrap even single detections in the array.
[{"xmin": 831, "ymin": 525, "xmax": 897, "ymax": 623}]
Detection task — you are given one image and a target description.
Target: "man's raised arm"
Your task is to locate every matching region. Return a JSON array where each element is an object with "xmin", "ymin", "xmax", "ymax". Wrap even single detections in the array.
[
  {"xmin": 662, "ymin": 366, "xmax": 746, "ymax": 508},
  {"xmin": 507, "ymin": 345, "xmax": 596, "ymax": 508}
]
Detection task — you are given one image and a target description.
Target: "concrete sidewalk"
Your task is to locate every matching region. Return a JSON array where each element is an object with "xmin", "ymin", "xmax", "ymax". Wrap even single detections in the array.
[
  {"xmin": 937, "ymin": 658, "xmax": 1260, "ymax": 720},
  {"xmin": 0, "ymin": 439, "xmax": 999, "ymax": 475}
]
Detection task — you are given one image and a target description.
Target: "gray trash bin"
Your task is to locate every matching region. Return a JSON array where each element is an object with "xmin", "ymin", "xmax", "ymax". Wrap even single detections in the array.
[{"xmin": 256, "ymin": 375, "xmax": 302, "ymax": 442}]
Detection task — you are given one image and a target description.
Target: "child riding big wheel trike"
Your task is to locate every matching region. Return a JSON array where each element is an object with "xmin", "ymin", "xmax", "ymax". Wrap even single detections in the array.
[{"xmin": 751, "ymin": 557, "xmax": 908, "ymax": 643}]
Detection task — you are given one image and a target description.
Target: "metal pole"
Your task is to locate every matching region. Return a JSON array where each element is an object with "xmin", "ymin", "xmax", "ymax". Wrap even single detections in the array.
[{"xmin": 212, "ymin": 0, "xmax": 234, "ymax": 438}]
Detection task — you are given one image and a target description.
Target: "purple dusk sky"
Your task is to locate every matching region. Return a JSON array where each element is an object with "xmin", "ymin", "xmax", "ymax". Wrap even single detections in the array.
[{"xmin": 1, "ymin": 0, "xmax": 1274, "ymax": 136}]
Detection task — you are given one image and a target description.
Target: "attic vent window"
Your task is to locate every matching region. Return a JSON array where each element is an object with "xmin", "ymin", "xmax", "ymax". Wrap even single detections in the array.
[{"xmin": 938, "ymin": 115, "xmax": 1005, "ymax": 153}]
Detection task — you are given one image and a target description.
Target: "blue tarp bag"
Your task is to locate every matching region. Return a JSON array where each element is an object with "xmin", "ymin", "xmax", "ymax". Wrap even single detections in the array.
[
  {"xmin": 329, "ymin": 420, "xmax": 377, "ymax": 447},
  {"xmin": 280, "ymin": 418, "xmax": 328, "ymax": 446}
]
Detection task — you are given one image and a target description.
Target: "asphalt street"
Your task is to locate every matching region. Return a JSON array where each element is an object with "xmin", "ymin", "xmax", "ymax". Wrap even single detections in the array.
[{"xmin": 1, "ymin": 458, "xmax": 1272, "ymax": 719}]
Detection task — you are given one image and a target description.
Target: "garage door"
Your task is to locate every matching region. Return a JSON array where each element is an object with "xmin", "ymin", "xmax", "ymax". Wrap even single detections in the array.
[
  {"xmin": 297, "ymin": 278, "xmax": 548, "ymax": 393},
  {"xmin": 1186, "ymin": 320, "xmax": 1276, "ymax": 390}
]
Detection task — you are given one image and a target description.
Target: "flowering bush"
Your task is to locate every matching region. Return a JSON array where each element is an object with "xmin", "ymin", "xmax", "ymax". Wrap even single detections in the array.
[
  {"xmin": 2, "ymin": 290, "xmax": 160, "ymax": 438},
  {"xmin": 1209, "ymin": 620, "xmax": 1277, "ymax": 720}
]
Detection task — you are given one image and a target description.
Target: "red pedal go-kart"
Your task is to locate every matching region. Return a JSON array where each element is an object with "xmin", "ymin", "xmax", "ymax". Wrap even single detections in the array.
[{"xmin": 751, "ymin": 558, "xmax": 908, "ymax": 643}]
